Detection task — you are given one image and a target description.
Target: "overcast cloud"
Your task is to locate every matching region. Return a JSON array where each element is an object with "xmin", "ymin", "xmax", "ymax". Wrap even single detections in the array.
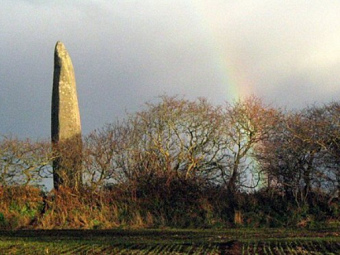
[{"xmin": 1, "ymin": 0, "xmax": 340, "ymax": 139}]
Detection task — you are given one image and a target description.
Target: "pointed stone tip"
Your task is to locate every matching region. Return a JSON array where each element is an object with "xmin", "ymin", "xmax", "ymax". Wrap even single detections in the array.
[
  {"xmin": 55, "ymin": 41, "xmax": 65, "ymax": 51},
  {"xmin": 55, "ymin": 41, "xmax": 69, "ymax": 59}
]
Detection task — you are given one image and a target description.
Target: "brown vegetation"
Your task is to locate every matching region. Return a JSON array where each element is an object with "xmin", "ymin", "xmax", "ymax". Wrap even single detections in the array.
[{"xmin": 0, "ymin": 96, "xmax": 339, "ymax": 229}]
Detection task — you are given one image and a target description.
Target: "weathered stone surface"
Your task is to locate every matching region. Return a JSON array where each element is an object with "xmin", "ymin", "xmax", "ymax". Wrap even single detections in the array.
[{"xmin": 52, "ymin": 41, "xmax": 82, "ymax": 190}]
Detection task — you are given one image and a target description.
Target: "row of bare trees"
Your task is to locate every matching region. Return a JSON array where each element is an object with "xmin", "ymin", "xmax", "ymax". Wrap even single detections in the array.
[
  {"xmin": 82, "ymin": 96, "xmax": 339, "ymax": 207},
  {"xmin": 82, "ymin": 96, "xmax": 277, "ymax": 194},
  {"xmin": 1, "ymin": 96, "xmax": 339, "ymax": 207}
]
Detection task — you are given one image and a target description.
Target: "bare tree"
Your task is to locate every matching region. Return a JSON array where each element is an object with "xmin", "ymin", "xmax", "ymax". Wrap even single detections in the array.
[
  {"xmin": 131, "ymin": 96, "xmax": 226, "ymax": 181},
  {"xmin": 82, "ymin": 121, "xmax": 133, "ymax": 189},
  {"xmin": 0, "ymin": 136, "xmax": 53, "ymax": 187},
  {"xmin": 309, "ymin": 103, "xmax": 340, "ymax": 203},
  {"xmin": 221, "ymin": 96, "xmax": 279, "ymax": 194},
  {"xmin": 256, "ymin": 104, "xmax": 340, "ymax": 206}
]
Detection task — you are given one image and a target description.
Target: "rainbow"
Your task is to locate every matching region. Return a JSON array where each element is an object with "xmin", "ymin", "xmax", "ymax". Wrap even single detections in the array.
[{"xmin": 191, "ymin": 1, "xmax": 254, "ymax": 102}]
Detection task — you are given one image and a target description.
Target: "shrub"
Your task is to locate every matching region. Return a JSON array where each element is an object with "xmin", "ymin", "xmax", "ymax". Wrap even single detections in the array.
[{"xmin": 0, "ymin": 185, "xmax": 43, "ymax": 229}]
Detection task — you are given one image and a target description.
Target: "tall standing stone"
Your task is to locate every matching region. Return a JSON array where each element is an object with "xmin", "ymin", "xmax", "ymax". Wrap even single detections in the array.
[{"xmin": 52, "ymin": 41, "xmax": 82, "ymax": 191}]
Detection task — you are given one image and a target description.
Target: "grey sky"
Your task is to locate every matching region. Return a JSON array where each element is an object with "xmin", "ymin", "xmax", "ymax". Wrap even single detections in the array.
[{"xmin": 1, "ymin": 1, "xmax": 340, "ymax": 139}]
